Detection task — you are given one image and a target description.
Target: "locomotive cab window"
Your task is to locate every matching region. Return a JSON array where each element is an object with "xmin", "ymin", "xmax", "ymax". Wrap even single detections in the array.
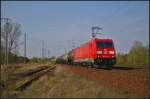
[
  {"xmin": 96, "ymin": 42, "xmax": 104, "ymax": 48},
  {"xmin": 96, "ymin": 42, "xmax": 113, "ymax": 48},
  {"xmin": 104, "ymin": 42, "xmax": 113, "ymax": 48}
]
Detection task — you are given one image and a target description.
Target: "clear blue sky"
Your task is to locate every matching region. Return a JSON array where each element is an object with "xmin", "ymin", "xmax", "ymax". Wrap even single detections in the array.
[{"xmin": 1, "ymin": 1, "xmax": 149, "ymax": 58}]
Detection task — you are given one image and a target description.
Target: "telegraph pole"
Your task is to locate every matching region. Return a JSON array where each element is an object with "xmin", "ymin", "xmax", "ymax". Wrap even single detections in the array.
[
  {"xmin": 45, "ymin": 48, "xmax": 47, "ymax": 58},
  {"xmin": 72, "ymin": 42, "xmax": 76, "ymax": 49},
  {"xmin": 1, "ymin": 18, "xmax": 12, "ymax": 65},
  {"xmin": 24, "ymin": 33, "xmax": 26, "ymax": 63},
  {"xmin": 42, "ymin": 41, "xmax": 45, "ymax": 59},
  {"xmin": 48, "ymin": 50, "xmax": 50, "ymax": 58}
]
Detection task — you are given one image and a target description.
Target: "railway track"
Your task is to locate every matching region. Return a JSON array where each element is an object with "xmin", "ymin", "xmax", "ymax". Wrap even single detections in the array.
[
  {"xmin": 12, "ymin": 65, "xmax": 51, "ymax": 79},
  {"xmin": 12, "ymin": 65, "xmax": 56, "ymax": 92}
]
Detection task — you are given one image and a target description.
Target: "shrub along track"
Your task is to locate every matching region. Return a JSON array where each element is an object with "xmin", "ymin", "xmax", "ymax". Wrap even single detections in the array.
[{"xmin": 59, "ymin": 64, "xmax": 149, "ymax": 97}]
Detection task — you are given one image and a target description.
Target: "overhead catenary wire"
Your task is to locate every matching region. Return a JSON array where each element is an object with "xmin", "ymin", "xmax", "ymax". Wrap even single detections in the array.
[
  {"xmin": 101, "ymin": 3, "xmax": 129, "ymax": 28},
  {"xmin": 101, "ymin": 1, "xmax": 142, "ymax": 29},
  {"xmin": 97, "ymin": 2, "xmax": 147, "ymax": 39},
  {"xmin": 113, "ymin": 17, "xmax": 148, "ymax": 34}
]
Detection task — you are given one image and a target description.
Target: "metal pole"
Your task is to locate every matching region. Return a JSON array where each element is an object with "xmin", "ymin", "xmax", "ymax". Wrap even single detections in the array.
[
  {"xmin": 72, "ymin": 42, "xmax": 75, "ymax": 49},
  {"xmin": 48, "ymin": 50, "xmax": 50, "ymax": 58},
  {"xmin": 1, "ymin": 18, "xmax": 11, "ymax": 65},
  {"xmin": 42, "ymin": 41, "xmax": 44, "ymax": 59},
  {"xmin": 6, "ymin": 24, "xmax": 8, "ymax": 65},
  {"xmin": 6, "ymin": 19, "xmax": 9, "ymax": 65},
  {"xmin": 24, "ymin": 33, "xmax": 26, "ymax": 63},
  {"xmin": 45, "ymin": 48, "xmax": 46, "ymax": 58}
]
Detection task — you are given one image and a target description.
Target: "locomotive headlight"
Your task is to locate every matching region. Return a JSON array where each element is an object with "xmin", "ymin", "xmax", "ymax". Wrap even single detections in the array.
[
  {"xmin": 109, "ymin": 51, "xmax": 114, "ymax": 54},
  {"xmin": 97, "ymin": 51, "xmax": 102, "ymax": 54}
]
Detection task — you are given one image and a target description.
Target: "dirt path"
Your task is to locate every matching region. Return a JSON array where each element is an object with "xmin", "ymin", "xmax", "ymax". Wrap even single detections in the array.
[{"xmin": 59, "ymin": 64, "xmax": 149, "ymax": 97}]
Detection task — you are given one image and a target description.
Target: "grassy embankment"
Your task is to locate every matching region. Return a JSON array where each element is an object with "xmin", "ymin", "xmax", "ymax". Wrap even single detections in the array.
[
  {"xmin": 17, "ymin": 66, "xmax": 140, "ymax": 98},
  {"xmin": 1, "ymin": 62, "xmax": 56, "ymax": 98}
]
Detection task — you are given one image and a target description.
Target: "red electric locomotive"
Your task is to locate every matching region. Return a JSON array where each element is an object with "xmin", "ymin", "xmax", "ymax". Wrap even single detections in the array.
[{"xmin": 67, "ymin": 38, "xmax": 116, "ymax": 68}]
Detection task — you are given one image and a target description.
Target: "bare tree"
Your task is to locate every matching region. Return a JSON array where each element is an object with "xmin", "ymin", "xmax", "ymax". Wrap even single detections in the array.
[{"xmin": 1, "ymin": 22, "xmax": 22, "ymax": 55}]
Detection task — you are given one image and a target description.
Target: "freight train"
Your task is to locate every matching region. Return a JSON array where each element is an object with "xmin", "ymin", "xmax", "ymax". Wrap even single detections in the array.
[{"xmin": 56, "ymin": 38, "xmax": 116, "ymax": 68}]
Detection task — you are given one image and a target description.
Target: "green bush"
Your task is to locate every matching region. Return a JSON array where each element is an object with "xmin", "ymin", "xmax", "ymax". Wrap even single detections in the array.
[{"xmin": 116, "ymin": 41, "xmax": 149, "ymax": 67}]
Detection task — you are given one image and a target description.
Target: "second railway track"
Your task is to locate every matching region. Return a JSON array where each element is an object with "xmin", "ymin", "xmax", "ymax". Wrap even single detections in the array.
[{"xmin": 13, "ymin": 65, "xmax": 56, "ymax": 92}]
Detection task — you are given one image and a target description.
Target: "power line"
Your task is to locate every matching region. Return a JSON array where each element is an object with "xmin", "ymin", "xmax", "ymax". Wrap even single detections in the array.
[
  {"xmin": 111, "ymin": 17, "xmax": 147, "ymax": 34},
  {"xmin": 102, "ymin": 2, "xmax": 130, "ymax": 28}
]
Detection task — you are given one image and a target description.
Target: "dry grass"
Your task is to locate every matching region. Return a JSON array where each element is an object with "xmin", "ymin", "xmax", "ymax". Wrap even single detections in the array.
[
  {"xmin": 1, "ymin": 63, "xmax": 140, "ymax": 98},
  {"xmin": 1, "ymin": 63, "xmax": 55, "ymax": 98},
  {"xmin": 17, "ymin": 66, "xmax": 139, "ymax": 98}
]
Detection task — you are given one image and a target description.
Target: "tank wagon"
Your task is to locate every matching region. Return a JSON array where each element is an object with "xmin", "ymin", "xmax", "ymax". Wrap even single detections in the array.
[
  {"xmin": 56, "ymin": 53, "xmax": 68, "ymax": 64},
  {"xmin": 56, "ymin": 38, "xmax": 116, "ymax": 68}
]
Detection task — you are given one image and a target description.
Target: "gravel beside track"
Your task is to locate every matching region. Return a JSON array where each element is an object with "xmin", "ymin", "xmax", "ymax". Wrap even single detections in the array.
[{"xmin": 59, "ymin": 64, "xmax": 149, "ymax": 97}]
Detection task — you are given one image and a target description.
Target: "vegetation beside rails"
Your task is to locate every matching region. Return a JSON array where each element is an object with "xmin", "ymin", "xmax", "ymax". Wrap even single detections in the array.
[
  {"xmin": 1, "ymin": 62, "xmax": 56, "ymax": 98},
  {"xmin": 115, "ymin": 41, "xmax": 149, "ymax": 68},
  {"xmin": 17, "ymin": 70, "xmax": 140, "ymax": 98}
]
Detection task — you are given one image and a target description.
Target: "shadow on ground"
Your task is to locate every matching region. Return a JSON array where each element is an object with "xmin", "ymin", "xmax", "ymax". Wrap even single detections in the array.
[
  {"xmin": 113, "ymin": 66, "xmax": 145, "ymax": 70},
  {"xmin": 94, "ymin": 65, "xmax": 144, "ymax": 70}
]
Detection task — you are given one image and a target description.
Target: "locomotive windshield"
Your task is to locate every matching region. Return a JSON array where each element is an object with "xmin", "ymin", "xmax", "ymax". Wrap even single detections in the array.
[{"xmin": 96, "ymin": 42, "xmax": 113, "ymax": 48}]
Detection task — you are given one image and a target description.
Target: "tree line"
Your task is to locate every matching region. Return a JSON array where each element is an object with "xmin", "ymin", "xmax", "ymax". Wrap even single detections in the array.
[
  {"xmin": 1, "ymin": 20, "xmax": 54, "ymax": 64},
  {"xmin": 116, "ymin": 41, "xmax": 149, "ymax": 67}
]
